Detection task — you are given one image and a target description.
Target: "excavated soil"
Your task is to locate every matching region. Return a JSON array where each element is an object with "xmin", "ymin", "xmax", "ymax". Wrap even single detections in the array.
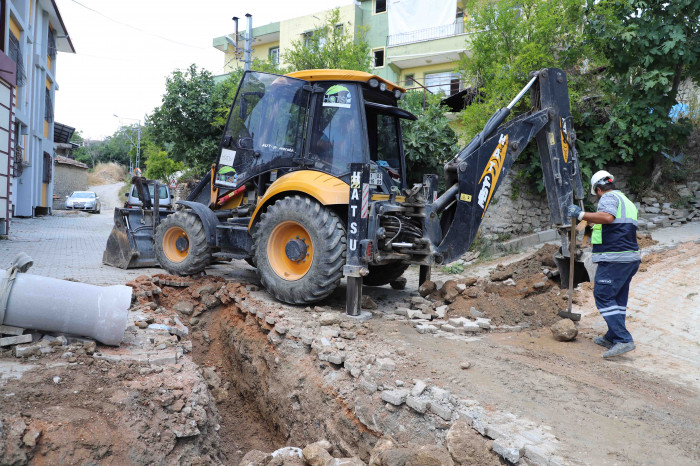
[{"xmin": 445, "ymin": 244, "xmax": 577, "ymax": 328}]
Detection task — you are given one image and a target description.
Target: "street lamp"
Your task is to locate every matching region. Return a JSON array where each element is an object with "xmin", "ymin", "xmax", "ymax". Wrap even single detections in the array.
[{"xmin": 113, "ymin": 114, "xmax": 141, "ymax": 173}]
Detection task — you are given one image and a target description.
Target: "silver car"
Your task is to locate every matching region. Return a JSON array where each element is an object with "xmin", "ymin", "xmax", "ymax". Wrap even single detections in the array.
[{"xmin": 65, "ymin": 191, "xmax": 101, "ymax": 213}]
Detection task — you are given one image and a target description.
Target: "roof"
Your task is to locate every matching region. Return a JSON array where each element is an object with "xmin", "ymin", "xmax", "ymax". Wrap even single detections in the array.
[
  {"xmin": 285, "ymin": 69, "xmax": 406, "ymax": 93},
  {"xmin": 49, "ymin": 0, "xmax": 76, "ymax": 53},
  {"xmin": 55, "ymin": 155, "xmax": 88, "ymax": 169},
  {"xmin": 54, "ymin": 122, "xmax": 76, "ymax": 144}
]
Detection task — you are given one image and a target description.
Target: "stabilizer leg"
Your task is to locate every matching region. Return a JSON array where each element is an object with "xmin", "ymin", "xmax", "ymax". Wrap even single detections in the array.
[
  {"xmin": 419, "ymin": 265, "xmax": 431, "ymax": 286},
  {"xmin": 346, "ymin": 276, "xmax": 362, "ymax": 316}
]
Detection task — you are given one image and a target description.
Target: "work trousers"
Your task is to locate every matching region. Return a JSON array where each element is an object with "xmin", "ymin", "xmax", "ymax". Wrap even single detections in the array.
[{"xmin": 593, "ymin": 261, "xmax": 640, "ymax": 344}]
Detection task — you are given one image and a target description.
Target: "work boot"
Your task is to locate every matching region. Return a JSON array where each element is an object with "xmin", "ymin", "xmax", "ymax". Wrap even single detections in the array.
[
  {"xmin": 603, "ymin": 342, "xmax": 636, "ymax": 358},
  {"xmin": 593, "ymin": 336, "xmax": 613, "ymax": 349}
]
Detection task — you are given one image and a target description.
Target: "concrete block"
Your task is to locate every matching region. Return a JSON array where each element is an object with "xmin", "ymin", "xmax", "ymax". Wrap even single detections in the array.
[
  {"xmin": 406, "ymin": 396, "xmax": 429, "ymax": 413},
  {"xmin": 394, "ymin": 307, "xmax": 410, "ymax": 316},
  {"xmin": 463, "ymin": 321, "xmax": 482, "ymax": 332},
  {"xmin": 0, "ymin": 325, "xmax": 25, "ymax": 336},
  {"xmin": 411, "ymin": 380, "xmax": 427, "ymax": 397},
  {"xmin": 492, "ymin": 438, "xmax": 521, "ymax": 464},
  {"xmin": 407, "ymin": 310, "xmax": 423, "ymax": 319},
  {"xmin": 381, "ymin": 389, "xmax": 409, "ymax": 406},
  {"xmin": 327, "ymin": 352, "xmax": 345, "ymax": 365},
  {"xmin": 441, "ymin": 324, "xmax": 460, "ymax": 334},
  {"xmin": 1, "ymin": 334, "xmax": 32, "ymax": 347},
  {"xmin": 475, "ymin": 318, "xmax": 491, "ymax": 329},
  {"xmin": 14, "ymin": 344, "xmax": 40, "ymax": 358},
  {"xmin": 429, "ymin": 402, "xmax": 453, "ymax": 421},
  {"xmin": 448, "ymin": 317, "xmax": 469, "ymax": 327},
  {"xmin": 523, "ymin": 445, "xmax": 550, "ymax": 465},
  {"xmin": 149, "ymin": 352, "xmax": 178, "ymax": 366},
  {"xmin": 435, "ymin": 305, "xmax": 449, "ymax": 319},
  {"xmin": 416, "ymin": 324, "xmax": 438, "ymax": 334}
]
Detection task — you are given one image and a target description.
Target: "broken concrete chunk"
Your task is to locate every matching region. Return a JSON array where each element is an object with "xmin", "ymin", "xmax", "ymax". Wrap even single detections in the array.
[
  {"xmin": 411, "ymin": 379, "xmax": 427, "ymax": 397},
  {"xmin": 441, "ymin": 280, "xmax": 461, "ymax": 303},
  {"xmin": 550, "ymin": 319, "xmax": 578, "ymax": 341},
  {"xmin": 430, "ymin": 402, "xmax": 454, "ymax": 421},
  {"xmin": 319, "ymin": 312, "xmax": 341, "ymax": 326},
  {"xmin": 302, "ymin": 441, "xmax": 334, "ymax": 466},
  {"xmin": 173, "ymin": 301, "xmax": 194, "ymax": 315},
  {"xmin": 406, "ymin": 396, "xmax": 429, "ymax": 413},
  {"xmin": 446, "ymin": 419, "xmax": 476, "ymax": 465},
  {"xmin": 381, "ymin": 389, "xmax": 409, "ymax": 406},
  {"xmin": 376, "ymin": 358, "xmax": 397, "ymax": 371},
  {"xmin": 434, "ymin": 305, "xmax": 449, "ymax": 319},
  {"xmin": 361, "ymin": 295, "xmax": 378, "ymax": 310}
]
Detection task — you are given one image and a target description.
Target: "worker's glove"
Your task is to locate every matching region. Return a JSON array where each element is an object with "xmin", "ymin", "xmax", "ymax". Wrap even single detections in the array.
[{"xmin": 568, "ymin": 204, "xmax": 584, "ymax": 221}]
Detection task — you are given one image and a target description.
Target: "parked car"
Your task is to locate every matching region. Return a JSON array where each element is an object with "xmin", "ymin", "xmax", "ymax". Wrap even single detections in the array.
[
  {"xmin": 125, "ymin": 183, "xmax": 173, "ymax": 209},
  {"xmin": 65, "ymin": 191, "xmax": 101, "ymax": 213}
]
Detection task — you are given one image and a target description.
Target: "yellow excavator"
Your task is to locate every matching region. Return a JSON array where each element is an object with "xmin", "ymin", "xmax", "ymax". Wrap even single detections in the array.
[{"xmin": 104, "ymin": 68, "xmax": 586, "ymax": 315}]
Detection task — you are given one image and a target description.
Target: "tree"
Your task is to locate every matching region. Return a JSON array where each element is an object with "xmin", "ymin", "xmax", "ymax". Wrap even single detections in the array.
[
  {"xmin": 147, "ymin": 65, "xmax": 224, "ymax": 172},
  {"xmin": 144, "ymin": 146, "xmax": 184, "ymax": 182},
  {"xmin": 582, "ymin": 0, "xmax": 699, "ymax": 182},
  {"xmin": 399, "ymin": 91, "xmax": 458, "ymax": 186},
  {"xmin": 458, "ymin": 0, "xmax": 589, "ymax": 190},
  {"xmin": 282, "ymin": 8, "xmax": 371, "ymax": 72}
]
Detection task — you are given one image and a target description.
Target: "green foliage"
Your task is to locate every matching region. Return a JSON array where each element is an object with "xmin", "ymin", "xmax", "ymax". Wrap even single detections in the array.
[
  {"xmin": 282, "ymin": 9, "xmax": 371, "ymax": 72},
  {"xmin": 442, "ymin": 262, "xmax": 465, "ymax": 275},
  {"xmin": 399, "ymin": 91, "xmax": 459, "ymax": 185},
  {"xmin": 144, "ymin": 146, "xmax": 184, "ymax": 182},
  {"xmin": 580, "ymin": 0, "xmax": 699, "ymax": 173},
  {"xmin": 147, "ymin": 65, "xmax": 223, "ymax": 172}
]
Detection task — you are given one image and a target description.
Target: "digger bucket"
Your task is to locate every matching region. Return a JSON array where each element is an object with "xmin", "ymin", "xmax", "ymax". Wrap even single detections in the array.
[
  {"xmin": 553, "ymin": 249, "xmax": 595, "ymax": 289},
  {"xmin": 102, "ymin": 208, "xmax": 159, "ymax": 269}
]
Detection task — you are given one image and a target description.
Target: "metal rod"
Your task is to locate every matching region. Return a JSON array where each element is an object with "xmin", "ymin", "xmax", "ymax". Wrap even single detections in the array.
[{"xmin": 507, "ymin": 74, "xmax": 538, "ymax": 110}]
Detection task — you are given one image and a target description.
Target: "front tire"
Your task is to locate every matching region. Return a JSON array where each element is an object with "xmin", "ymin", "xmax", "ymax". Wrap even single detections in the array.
[
  {"xmin": 155, "ymin": 211, "xmax": 212, "ymax": 275},
  {"xmin": 253, "ymin": 195, "xmax": 346, "ymax": 305}
]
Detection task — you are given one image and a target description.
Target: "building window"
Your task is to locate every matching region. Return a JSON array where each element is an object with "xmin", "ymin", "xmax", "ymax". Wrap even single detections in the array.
[
  {"xmin": 48, "ymin": 28, "xmax": 57, "ymax": 60},
  {"xmin": 425, "ymin": 71, "xmax": 459, "ymax": 95},
  {"xmin": 45, "ymin": 88, "xmax": 54, "ymax": 122},
  {"xmin": 374, "ymin": 0, "xmax": 387, "ymax": 14},
  {"xmin": 269, "ymin": 47, "xmax": 279, "ymax": 65},
  {"xmin": 373, "ymin": 48, "xmax": 385, "ymax": 68},
  {"xmin": 405, "ymin": 74, "xmax": 415, "ymax": 86},
  {"xmin": 43, "ymin": 152, "xmax": 52, "ymax": 183},
  {"xmin": 8, "ymin": 34, "xmax": 26, "ymax": 88}
]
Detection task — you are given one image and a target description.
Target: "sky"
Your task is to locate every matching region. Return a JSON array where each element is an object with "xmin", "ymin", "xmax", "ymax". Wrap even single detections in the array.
[{"xmin": 54, "ymin": 0, "xmax": 351, "ymax": 140}]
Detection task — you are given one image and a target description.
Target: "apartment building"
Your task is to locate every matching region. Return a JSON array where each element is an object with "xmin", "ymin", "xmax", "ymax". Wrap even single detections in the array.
[
  {"xmin": 0, "ymin": 0, "xmax": 74, "ymax": 233},
  {"xmin": 213, "ymin": 0, "xmax": 469, "ymax": 94}
]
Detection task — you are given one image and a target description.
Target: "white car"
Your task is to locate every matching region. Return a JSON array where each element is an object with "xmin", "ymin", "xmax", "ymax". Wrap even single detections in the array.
[{"xmin": 65, "ymin": 191, "xmax": 101, "ymax": 213}]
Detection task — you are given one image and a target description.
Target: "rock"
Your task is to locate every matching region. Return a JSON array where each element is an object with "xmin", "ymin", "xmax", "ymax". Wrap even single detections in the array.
[
  {"xmin": 406, "ymin": 445, "xmax": 455, "ymax": 466},
  {"xmin": 390, "ymin": 277, "xmax": 407, "ymax": 290},
  {"xmin": 302, "ymin": 441, "xmax": 333, "ymax": 466},
  {"xmin": 319, "ymin": 312, "xmax": 341, "ymax": 326},
  {"xmin": 434, "ymin": 305, "xmax": 449, "ymax": 319},
  {"xmin": 460, "ymin": 361, "xmax": 471, "ymax": 370},
  {"xmin": 239, "ymin": 449, "xmax": 272, "ymax": 466},
  {"xmin": 455, "ymin": 283, "xmax": 467, "ymax": 293},
  {"xmin": 503, "ymin": 278, "xmax": 516, "ymax": 286},
  {"xmin": 406, "ymin": 310, "xmax": 423, "ymax": 320},
  {"xmin": 550, "ymin": 319, "xmax": 578, "ymax": 341},
  {"xmin": 369, "ymin": 436, "xmax": 398, "ymax": 466},
  {"xmin": 467, "ymin": 289, "xmax": 479, "ymax": 298},
  {"xmin": 533, "ymin": 281, "xmax": 546, "ymax": 289},
  {"xmin": 446, "ymin": 419, "xmax": 481, "ymax": 465},
  {"xmin": 201, "ymin": 294, "xmax": 220, "ymax": 309},
  {"xmin": 523, "ymin": 308, "xmax": 535, "ymax": 316},
  {"xmin": 475, "ymin": 318, "xmax": 491, "ymax": 329},
  {"xmin": 197, "ymin": 283, "xmax": 216, "ymax": 296},
  {"xmin": 174, "ymin": 301, "xmax": 194, "ymax": 315},
  {"xmin": 14, "ymin": 344, "xmax": 40, "ymax": 358},
  {"xmin": 327, "ymin": 458, "xmax": 365, "ymax": 466},
  {"xmin": 416, "ymin": 324, "xmax": 438, "ymax": 334},
  {"xmin": 374, "ymin": 448, "xmax": 413, "ymax": 466},
  {"xmin": 469, "ymin": 307, "xmax": 484, "ymax": 318},
  {"xmin": 429, "ymin": 402, "xmax": 453, "ymax": 421},
  {"xmin": 410, "ymin": 296, "xmax": 431, "ymax": 307},
  {"xmin": 418, "ymin": 280, "xmax": 436, "ymax": 297},
  {"xmin": 381, "ymin": 389, "xmax": 409, "ymax": 406},
  {"xmin": 22, "ymin": 426, "xmax": 41, "ymax": 447},
  {"xmin": 202, "ymin": 367, "xmax": 221, "ymax": 390},
  {"xmin": 362, "ymin": 295, "xmax": 378, "ymax": 310},
  {"xmin": 441, "ymin": 280, "xmax": 461, "ymax": 303}
]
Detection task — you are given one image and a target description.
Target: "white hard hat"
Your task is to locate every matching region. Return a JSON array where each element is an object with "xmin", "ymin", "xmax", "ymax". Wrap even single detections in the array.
[{"xmin": 590, "ymin": 170, "xmax": 614, "ymax": 195}]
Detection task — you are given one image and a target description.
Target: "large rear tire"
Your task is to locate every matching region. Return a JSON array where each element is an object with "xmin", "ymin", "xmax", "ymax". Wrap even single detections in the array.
[
  {"xmin": 253, "ymin": 195, "xmax": 346, "ymax": 305},
  {"xmin": 154, "ymin": 211, "xmax": 212, "ymax": 275},
  {"xmin": 363, "ymin": 261, "xmax": 409, "ymax": 287}
]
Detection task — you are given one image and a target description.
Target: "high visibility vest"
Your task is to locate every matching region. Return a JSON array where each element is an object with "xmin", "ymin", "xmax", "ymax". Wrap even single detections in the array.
[{"xmin": 592, "ymin": 191, "xmax": 640, "ymax": 263}]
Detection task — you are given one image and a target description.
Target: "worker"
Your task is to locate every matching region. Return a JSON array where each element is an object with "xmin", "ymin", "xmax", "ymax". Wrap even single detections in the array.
[{"xmin": 568, "ymin": 170, "xmax": 640, "ymax": 358}]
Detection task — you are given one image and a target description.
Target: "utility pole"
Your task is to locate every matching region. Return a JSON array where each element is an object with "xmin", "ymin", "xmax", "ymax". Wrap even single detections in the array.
[{"xmin": 136, "ymin": 121, "xmax": 141, "ymax": 170}]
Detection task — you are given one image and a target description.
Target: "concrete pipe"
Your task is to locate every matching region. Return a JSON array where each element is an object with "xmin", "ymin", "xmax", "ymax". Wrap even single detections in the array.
[{"xmin": 1, "ymin": 256, "xmax": 132, "ymax": 345}]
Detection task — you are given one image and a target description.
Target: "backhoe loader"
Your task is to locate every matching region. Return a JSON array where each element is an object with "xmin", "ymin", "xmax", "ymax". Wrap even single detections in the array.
[{"xmin": 104, "ymin": 68, "xmax": 588, "ymax": 315}]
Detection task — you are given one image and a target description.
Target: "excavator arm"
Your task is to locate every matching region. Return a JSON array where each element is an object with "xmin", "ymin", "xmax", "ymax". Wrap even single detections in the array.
[{"xmin": 432, "ymin": 68, "xmax": 585, "ymax": 264}]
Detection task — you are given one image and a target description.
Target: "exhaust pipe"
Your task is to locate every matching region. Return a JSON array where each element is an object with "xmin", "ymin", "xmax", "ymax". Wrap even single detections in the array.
[{"xmin": 1, "ymin": 253, "xmax": 132, "ymax": 346}]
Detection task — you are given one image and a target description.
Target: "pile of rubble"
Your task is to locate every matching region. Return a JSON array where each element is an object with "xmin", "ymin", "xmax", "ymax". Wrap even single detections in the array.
[{"xmin": 636, "ymin": 181, "xmax": 700, "ymax": 229}]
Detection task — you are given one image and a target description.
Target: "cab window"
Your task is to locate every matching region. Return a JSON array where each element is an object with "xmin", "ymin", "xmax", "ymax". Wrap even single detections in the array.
[{"xmin": 309, "ymin": 83, "xmax": 365, "ymax": 176}]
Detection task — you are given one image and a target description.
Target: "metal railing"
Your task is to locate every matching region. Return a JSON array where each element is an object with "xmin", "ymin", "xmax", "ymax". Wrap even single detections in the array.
[{"xmin": 387, "ymin": 20, "xmax": 465, "ymax": 47}]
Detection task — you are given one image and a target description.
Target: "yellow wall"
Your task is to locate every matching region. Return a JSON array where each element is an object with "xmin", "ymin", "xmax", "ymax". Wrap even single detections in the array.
[
  {"xmin": 399, "ymin": 62, "xmax": 459, "ymax": 87},
  {"xmin": 9, "ymin": 18, "xmax": 21, "ymax": 39},
  {"xmin": 42, "ymin": 183, "xmax": 47, "ymax": 207},
  {"xmin": 223, "ymin": 40, "xmax": 280, "ymax": 73},
  {"xmin": 278, "ymin": 4, "xmax": 356, "ymax": 68},
  {"xmin": 254, "ymin": 41, "xmax": 279, "ymax": 63}
]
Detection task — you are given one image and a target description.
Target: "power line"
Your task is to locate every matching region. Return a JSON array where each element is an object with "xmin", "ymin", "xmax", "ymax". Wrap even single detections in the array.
[{"xmin": 69, "ymin": 0, "xmax": 209, "ymax": 50}]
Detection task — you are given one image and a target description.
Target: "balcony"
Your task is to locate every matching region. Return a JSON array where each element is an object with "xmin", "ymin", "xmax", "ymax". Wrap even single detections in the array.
[{"xmin": 387, "ymin": 20, "xmax": 465, "ymax": 48}]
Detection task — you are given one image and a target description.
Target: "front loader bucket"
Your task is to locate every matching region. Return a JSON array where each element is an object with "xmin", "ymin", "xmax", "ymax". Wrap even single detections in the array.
[
  {"xmin": 553, "ymin": 249, "xmax": 594, "ymax": 289},
  {"xmin": 102, "ymin": 209, "xmax": 158, "ymax": 269}
]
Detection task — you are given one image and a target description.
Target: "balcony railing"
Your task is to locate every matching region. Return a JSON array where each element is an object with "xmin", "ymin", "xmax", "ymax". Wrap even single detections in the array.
[{"xmin": 387, "ymin": 20, "xmax": 465, "ymax": 47}]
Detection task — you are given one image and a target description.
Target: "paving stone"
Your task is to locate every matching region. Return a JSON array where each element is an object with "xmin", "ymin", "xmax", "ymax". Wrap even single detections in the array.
[
  {"xmin": 492, "ymin": 438, "xmax": 521, "ymax": 464},
  {"xmin": 429, "ymin": 402, "xmax": 453, "ymax": 421},
  {"xmin": 326, "ymin": 352, "xmax": 345, "ymax": 365},
  {"xmin": 394, "ymin": 307, "xmax": 410, "ymax": 316},
  {"xmin": 434, "ymin": 305, "xmax": 449, "ymax": 319},
  {"xmin": 407, "ymin": 310, "xmax": 423, "ymax": 319},
  {"xmin": 0, "ymin": 334, "xmax": 32, "ymax": 347},
  {"xmin": 463, "ymin": 321, "xmax": 482, "ymax": 332},
  {"xmin": 381, "ymin": 389, "xmax": 409, "ymax": 406},
  {"xmin": 376, "ymin": 358, "xmax": 396, "ymax": 371},
  {"xmin": 416, "ymin": 324, "xmax": 438, "ymax": 334},
  {"xmin": 411, "ymin": 380, "xmax": 427, "ymax": 397},
  {"xmin": 475, "ymin": 318, "xmax": 491, "ymax": 329}
]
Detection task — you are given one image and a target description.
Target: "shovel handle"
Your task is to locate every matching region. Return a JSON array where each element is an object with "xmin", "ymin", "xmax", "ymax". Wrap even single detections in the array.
[{"xmin": 568, "ymin": 217, "xmax": 576, "ymax": 312}]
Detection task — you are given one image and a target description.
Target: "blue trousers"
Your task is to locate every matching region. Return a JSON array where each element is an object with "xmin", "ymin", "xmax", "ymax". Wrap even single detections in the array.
[{"xmin": 593, "ymin": 261, "xmax": 640, "ymax": 344}]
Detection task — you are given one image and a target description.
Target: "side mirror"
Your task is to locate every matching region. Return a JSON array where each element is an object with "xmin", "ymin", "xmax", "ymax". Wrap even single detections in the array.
[
  {"xmin": 95, "ymin": 196, "xmax": 100, "ymax": 200},
  {"xmin": 124, "ymin": 192, "xmax": 129, "ymax": 197}
]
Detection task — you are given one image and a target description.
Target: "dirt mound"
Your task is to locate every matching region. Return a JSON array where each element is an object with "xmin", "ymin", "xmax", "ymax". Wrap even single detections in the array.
[
  {"xmin": 446, "ymin": 244, "xmax": 577, "ymax": 328},
  {"xmin": 637, "ymin": 232, "xmax": 657, "ymax": 249},
  {"xmin": 87, "ymin": 162, "xmax": 126, "ymax": 186}
]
